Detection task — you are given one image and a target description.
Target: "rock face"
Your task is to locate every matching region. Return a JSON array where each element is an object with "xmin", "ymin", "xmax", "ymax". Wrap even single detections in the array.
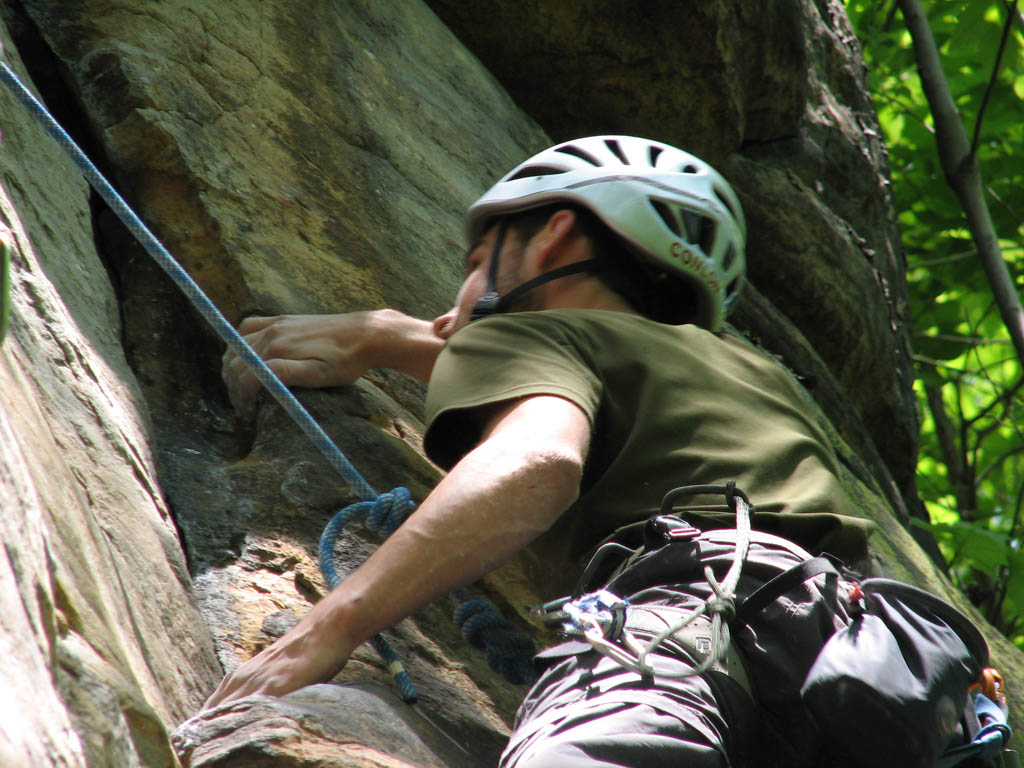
[
  {"xmin": 0, "ymin": 0, "xmax": 1020, "ymax": 766},
  {"xmin": 0, "ymin": 17, "xmax": 220, "ymax": 768}
]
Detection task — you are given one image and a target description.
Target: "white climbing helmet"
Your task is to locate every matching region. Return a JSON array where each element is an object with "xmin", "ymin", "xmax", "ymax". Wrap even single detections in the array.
[{"xmin": 466, "ymin": 136, "xmax": 746, "ymax": 330}]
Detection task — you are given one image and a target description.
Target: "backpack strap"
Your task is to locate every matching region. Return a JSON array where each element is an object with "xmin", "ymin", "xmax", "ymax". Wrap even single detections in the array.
[{"xmin": 734, "ymin": 555, "xmax": 842, "ymax": 626}]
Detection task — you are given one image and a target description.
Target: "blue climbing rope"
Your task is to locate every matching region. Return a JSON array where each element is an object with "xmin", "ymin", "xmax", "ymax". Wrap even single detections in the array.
[
  {"xmin": 453, "ymin": 597, "xmax": 538, "ymax": 685},
  {"xmin": 317, "ymin": 491, "xmax": 538, "ymax": 689},
  {"xmin": 0, "ymin": 57, "xmax": 538, "ymax": 697},
  {"xmin": 0, "ymin": 61, "xmax": 376, "ymax": 502},
  {"xmin": 0, "ymin": 58, "xmax": 417, "ymax": 696},
  {"xmin": 318, "ymin": 488, "xmax": 419, "ymax": 702}
]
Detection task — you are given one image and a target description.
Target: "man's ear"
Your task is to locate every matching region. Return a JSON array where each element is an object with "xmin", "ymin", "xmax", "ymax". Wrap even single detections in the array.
[{"xmin": 532, "ymin": 209, "xmax": 579, "ymax": 270}]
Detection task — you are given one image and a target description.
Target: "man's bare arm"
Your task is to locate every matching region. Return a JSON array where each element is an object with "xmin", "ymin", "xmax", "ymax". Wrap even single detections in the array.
[
  {"xmin": 222, "ymin": 309, "xmax": 445, "ymax": 415},
  {"xmin": 203, "ymin": 393, "xmax": 590, "ymax": 708}
]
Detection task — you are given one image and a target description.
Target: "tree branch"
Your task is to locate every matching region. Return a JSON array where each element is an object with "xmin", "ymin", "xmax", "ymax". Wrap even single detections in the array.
[
  {"xmin": 970, "ymin": 0, "xmax": 1019, "ymax": 157},
  {"xmin": 912, "ymin": 353, "xmax": 967, "ymax": 374},
  {"xmin": 883, "ymin": 0, "xmax": 901, "ymax": 31},
  {"xmin": 897, "ymin": 0, "xmax": 1024, "ymax": 369},
  {"xmin": 909, "ymin": 249, "xmax": 975, "ymax": 269},
  {"xmin": 913, "ymin": 332, "xmax": 1013, "ymax": 347},
  {"xmin": 925, "ymin": 382, "xmax": 973, "ymax": 516},
  {"xmin": 985, "ymin": 182, "xmax": 1022, "ymax": 227},
  {"xmin": 975, "ymin": 444, "xmax": 1024, "ymax": 486},
  {"xmin": 967, "ymin": 373, "xmax": 1024, "ymax": 429}
]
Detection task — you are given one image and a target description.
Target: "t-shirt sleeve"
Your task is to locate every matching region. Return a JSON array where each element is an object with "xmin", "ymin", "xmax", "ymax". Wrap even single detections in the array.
[{"xmin": 424, "ymin": 313, "xmax": 601, "ymax": 470}]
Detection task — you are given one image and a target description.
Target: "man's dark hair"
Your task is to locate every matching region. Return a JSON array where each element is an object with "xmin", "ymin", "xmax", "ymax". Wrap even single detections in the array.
[{"xmin": 503, "ymin": 203, "xmax": 699, "ymax": 325}]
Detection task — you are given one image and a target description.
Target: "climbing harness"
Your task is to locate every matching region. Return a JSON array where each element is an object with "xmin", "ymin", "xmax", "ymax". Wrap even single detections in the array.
[
  {"xmin": 0, "ymin": 57, "xmax": 536, "ymax": 703},
  {"xmin": 542, "ymin": 482, "xmax": 1017, "ymax": 766},
  {"xmin": 541, "ymin": 483, "xmax": 752, "ymax": 681}
]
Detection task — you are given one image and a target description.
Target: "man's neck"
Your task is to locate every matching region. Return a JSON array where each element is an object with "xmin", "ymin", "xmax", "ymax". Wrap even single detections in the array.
[{"xmin": 539, "ymin": 273, "xmax": 639, "ymax": 316}]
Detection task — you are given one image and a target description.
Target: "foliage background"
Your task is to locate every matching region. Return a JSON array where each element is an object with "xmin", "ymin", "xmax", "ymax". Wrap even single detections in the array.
[{"xmin": 846, "ymin": 1, "xmax": 1024, "ymax": 645}]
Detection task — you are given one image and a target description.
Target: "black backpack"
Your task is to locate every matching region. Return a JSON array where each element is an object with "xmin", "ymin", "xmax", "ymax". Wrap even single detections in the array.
[{"xmin": 737, "ymin": 556, "xmax": 1012, "ymax": 768}]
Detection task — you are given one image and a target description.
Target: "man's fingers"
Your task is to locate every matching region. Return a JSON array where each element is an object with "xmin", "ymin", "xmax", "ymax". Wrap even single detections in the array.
[
  {"xmin": 220, "ymin": 314, "xmax": 347, "ymax": 417},
  {"xmin": 221, "ymin": 317, "xmax": 283, "ymax": 416},
  {"xmin": 204, "ymin": 677, "xmax": 236, "ymax": 710},
  {"xmin": 223, "ymin": 357, "xmax": 331, "ymax": 417},
  {"xmin": 267, "ymin": 357, "xmax": 331, "ymax": 390},
  {"xmin": 237, "ymin": 314, "xmax": 279, "ymax": 335}
]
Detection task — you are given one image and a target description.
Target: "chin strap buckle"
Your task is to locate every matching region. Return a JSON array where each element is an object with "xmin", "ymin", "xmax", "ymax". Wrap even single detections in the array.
[{"xmin": 470, "ymin": 291, "xmax": 502, "ymax": 322}]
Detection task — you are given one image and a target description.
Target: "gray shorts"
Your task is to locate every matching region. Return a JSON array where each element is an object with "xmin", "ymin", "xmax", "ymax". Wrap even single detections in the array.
[{"xmin": 500, "ymin": 530, "xmax": 846, "ymax": 767}]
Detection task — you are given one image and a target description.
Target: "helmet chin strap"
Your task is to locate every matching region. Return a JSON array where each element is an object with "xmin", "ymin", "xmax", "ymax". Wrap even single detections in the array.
[{"xmin": 470, "ymin": 218, "xmax": 602, "ymax": 322}]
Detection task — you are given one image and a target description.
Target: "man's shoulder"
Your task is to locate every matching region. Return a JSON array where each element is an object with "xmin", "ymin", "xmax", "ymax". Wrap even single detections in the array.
[
  {"xmin": 457, "ymin": 308, "xmax": 701, "ymax": 342},
  {"xmin": 445, "ymin": 310, "xmax": 767, "ymax": 377}
]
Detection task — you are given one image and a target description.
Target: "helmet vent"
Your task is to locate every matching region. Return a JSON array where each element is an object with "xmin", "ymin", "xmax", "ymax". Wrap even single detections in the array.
[
  {"xmin": 682, "ymin": 164, "xmax": 700, "ymax": 174},
  {"xmin": 648, "ymin": 145, "xmax": 664, "ymax": 166},
  {"xmin": 723, "ymin": 243, "xmax": 737, "ymax": 272},
  {"xmin": 698, "ymin": 218, "xmax": 716, "ymax": 255},
  {"xmin": 507, "ymin": 165, "xmax": 566, "ymax": 181},
  {"xmin": 651, "ymin": 200, "xmax": 682, "ymax": 237},
  {"xmin": 556, "ymin": 144, "xmax": 603, "ymax": 166},
  {"xmin": 605, "ymin": 139, "xmax": 629, "ymax": 164},
  {"xmin": 714, "ymin": 187, "xmax": 738, "ymax": 222},
  {"xmin": 682, "ymin": 210, "xmax": 704, "ymax": 243}
]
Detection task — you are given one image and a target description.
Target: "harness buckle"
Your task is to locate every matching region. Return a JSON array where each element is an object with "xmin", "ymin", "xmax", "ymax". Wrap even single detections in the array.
[{"xmin": 645, "ymin": 514, "xmax": 701, "ymax": 545}]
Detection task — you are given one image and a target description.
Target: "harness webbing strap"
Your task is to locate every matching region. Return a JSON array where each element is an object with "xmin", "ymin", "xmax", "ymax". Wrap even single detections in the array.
[
  {"xmin": 733, "ymin": 555, "xmax": 840, "ymax": 625},
  {"xmin": 560, "ymin": 484, "xmax": 753, "ymax": 681}
]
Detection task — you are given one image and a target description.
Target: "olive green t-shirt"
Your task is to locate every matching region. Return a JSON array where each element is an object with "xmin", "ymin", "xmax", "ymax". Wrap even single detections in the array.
[{"xmin": 424, "ymin": 309, "xmax": 872, "ymax": 593}]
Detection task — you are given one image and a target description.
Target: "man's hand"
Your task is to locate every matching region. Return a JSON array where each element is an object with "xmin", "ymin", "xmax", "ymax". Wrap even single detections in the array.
[
  {"xmin": 203, "ymin": 595, "xmax": 356, "ymax": 708},
  {"xmin": 221, "ymin": 310, "xmax": 445, "ymax": 416}
]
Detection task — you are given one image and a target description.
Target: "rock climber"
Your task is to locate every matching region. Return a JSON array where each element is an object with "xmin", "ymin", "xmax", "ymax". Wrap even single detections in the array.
[{"xmin": 207, "ymin": 136, "xmax": 878, "ymax": 765}]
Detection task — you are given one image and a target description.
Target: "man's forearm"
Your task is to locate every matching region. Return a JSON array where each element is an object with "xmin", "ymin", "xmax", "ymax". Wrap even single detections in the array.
[
  {"xmin": 203, "ymin": 394, "xmax": 589, "ymax": 707},
  {"xmin": 314, "ymin": 422, "xmax": 582, "ymax": 651},
  {"xmin": 362, "ymin": 309, "xmax": 446, "ymax": 382}
]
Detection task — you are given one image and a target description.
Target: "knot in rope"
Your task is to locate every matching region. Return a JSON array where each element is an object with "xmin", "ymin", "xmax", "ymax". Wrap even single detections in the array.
[
  {"xmin": 703, "ymin": 566, "xmax": 737, "ymax": 622},
  {"xmin": 705, "ymin": 595, "xmax": 736, "ymax": 622},
  {"xmin": 454, "ymin": 599, "xmax": 538, "ymax": 685},
  {"xmin": 318, "ymin": 486, "xmax": 416, "ymax": 590},
  {"xmin": 364, "ymin": 487, "xmax": 415, "ymax": 537}
]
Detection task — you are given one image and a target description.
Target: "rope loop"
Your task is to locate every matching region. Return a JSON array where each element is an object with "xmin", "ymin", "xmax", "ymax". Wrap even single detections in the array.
[
  {"xmin": 318, "ymin": 488, "xmax": 419, "ymax": 703},
  {"xmin": 455, "ymin": 599, "xmax": 505, "ymax": 649},
  {"xmin": 486, "ymin": 644, "xmax": 538, "ymax": 686}
]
